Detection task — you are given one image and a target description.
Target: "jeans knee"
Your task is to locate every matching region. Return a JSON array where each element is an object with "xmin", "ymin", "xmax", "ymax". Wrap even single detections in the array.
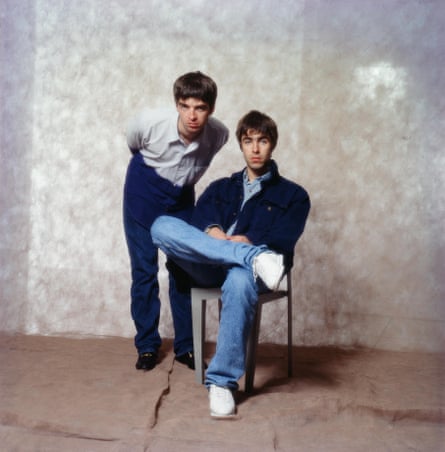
[
  {"xmin": 222, "ymin": 267, "xmax": 257, "ymax": 307},
  {"xmin": 151, "ymin": 215, "xmax": 171, "ymax": 245}
]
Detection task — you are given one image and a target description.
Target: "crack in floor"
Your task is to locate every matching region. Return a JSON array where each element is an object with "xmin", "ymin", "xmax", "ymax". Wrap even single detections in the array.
[{"xmin": 148, "ymin": 356, "xmax": 174, "ymax": 429}]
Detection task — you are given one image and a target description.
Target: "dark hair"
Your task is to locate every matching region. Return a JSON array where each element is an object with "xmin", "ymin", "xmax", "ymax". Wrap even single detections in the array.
[
  {"xmin": 236, "ymin": 110, "xmax": 278, "ymax": 150},
  {"xmin": 173, "ymin": 71, "xmax": 218, "ymax": 111}
]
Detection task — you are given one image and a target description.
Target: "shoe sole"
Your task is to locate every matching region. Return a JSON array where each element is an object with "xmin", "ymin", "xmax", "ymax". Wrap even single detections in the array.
[
  {"xmin": 264, "ymin": 266, "xmax": 285, "ymax": 291},
  {"xmin": 272, "ymin": 269, "xmax": 285, "ymax": 291},
  {"xmin": 255, "ymin": 254, "xmax": 285, "ymax": 291},
  {"xmin": 210, "ymin": 411, "xmax": 238, "ymax": 419},
  {"xmin": 174, "ymin": 358, "xmax": 195, "ymax": 370}
]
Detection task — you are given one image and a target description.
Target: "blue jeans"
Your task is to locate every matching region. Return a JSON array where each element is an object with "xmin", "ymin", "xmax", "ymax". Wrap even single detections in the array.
[
  {"xmin": 123, "ymin": 206, "xmax": 193, "ymax": 356},
  {"xmin": 151, "ymin": 215, "xmax": 269, "ymax": 390},
  {"xmin": 123, "ymin": 154, "xmax": 195, "ymax": 356}
]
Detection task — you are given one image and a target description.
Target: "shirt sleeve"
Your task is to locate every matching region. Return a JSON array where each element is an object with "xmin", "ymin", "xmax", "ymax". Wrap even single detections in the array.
[{"xmin": 126, "ymin": 108, "xmax": 154, "ymax": 153}]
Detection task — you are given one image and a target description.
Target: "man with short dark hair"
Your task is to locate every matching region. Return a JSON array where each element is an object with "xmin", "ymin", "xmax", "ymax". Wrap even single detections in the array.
[
  {"xmin": 123, "ymin": 71, "xmax": 229, "ymax": 372},
  {"xmin": 151, "ymin": 110, "xmax": 310, "ymax": 417}
]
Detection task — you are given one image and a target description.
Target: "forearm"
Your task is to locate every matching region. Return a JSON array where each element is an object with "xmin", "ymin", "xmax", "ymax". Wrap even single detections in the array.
[{"xmin": 227, "ymin": 234, "xmax": 252, "ymax": 244}]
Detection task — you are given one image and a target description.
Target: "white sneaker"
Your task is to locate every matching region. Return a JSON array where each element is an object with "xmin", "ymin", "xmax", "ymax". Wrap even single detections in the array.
[
  {"xmin": 253, "ymin": 252, "xmax": 285, "ymax": 291},
  {"xmin": 209, "ymin": 384, "xmax": 235, "ymax": 418}
]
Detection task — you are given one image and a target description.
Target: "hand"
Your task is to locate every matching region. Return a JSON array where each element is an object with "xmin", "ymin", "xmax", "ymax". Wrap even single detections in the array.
[
  {"xmin": 227, "ymin": 235, "xmax": 252, "ymax": 244},
  {"xmin": 207, "ymin": 227, "xmax": 228, "ymax": 240}
]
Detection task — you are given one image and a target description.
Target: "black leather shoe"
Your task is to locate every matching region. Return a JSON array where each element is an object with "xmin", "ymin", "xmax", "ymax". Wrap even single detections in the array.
[
  {"xmin": 175, "ymin": 351, "xmax": 196, "ymax": 370},
  {"xmin": 135, "ymin": 352, "xmax": 158, "ymax": 371}
]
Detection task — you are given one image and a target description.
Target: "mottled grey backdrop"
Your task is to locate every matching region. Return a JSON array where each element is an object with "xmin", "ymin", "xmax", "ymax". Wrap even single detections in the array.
[{"xmin": 1, "ymin": 0, "xmax": 444, "ymax": 352}]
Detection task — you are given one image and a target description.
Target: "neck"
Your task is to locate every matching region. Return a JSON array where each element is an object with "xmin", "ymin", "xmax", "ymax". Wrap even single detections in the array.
[
  {"xmin": 179, "ymin": 131, "xmax": 193, "ymax": 145},
  {"xmin": 246, "ymin": 167, "xmax": 267, "ymax": 182},
  {"xmin": 177, "ymin": 120, "xmax": 201, "ymax": 145}
]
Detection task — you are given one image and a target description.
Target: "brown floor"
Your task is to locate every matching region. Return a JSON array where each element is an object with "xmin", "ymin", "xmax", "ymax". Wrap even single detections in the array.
[{"xmin": 0, "ymin": 334, "xmax": 444, "ymax": 452}]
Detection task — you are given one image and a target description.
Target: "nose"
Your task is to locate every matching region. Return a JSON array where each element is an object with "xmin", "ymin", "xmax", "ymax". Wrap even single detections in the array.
[
  {"xmin": 252, "ymin": 140, "xmax": 259, "ymax": 152},
  {"xmin": 189, "ymin": 108, "xmax": 197, "ymax": 121}
]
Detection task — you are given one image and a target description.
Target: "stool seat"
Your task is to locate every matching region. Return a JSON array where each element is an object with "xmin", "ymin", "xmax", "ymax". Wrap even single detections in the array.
[{"xmin": 191, "ymin": 273, "xmax": 293, "ymax": 393}]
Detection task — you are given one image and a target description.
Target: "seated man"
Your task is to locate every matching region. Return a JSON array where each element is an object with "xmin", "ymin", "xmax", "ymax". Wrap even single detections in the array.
[{"xmin": 151, "ymin": 110, "xmax": 310, "ymax": 418}]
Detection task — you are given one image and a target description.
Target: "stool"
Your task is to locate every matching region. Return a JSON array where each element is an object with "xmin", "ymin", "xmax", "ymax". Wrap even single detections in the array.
[{"xmin": 191, "ymin": 273, "xmax": 293, "ymax": 393}]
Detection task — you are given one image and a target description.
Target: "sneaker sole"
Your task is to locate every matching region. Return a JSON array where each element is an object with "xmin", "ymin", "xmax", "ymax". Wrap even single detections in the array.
[
  {"xmin": 271, "ymin": 268, "xmax": 285, "ymax": 291},
  {"xmin": 210, "ymin": 411, "xmax": 238, "ymax": 419},
  {"xmin": 254, "ymin": 253, "xmax": 285, "ymax": 291}
]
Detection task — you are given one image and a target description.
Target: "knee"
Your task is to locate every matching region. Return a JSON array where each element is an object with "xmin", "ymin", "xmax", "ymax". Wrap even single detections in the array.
[
  {"xmin": 151, "ymin": 215, "xmax": 172, "ymax": 244},
  {"xmin": 222, "ymin": 268, "xmax": 257, "ymax": 307},
  {"xmin": 227, "ymin": 267, "xmax": 255, "ymax": 287}
]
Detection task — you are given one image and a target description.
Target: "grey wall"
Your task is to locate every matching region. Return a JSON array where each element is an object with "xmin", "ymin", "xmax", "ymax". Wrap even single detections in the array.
[{"xmin": 1, "ymin": 0, "xmax": 444, "ymax": 352}]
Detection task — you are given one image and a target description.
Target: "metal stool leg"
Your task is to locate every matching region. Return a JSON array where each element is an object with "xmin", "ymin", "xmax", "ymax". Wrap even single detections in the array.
[
  {"xmin": 245, "ymin": 303, "xmax": 263, "ymax": 393},
  {"xmin": 287, "ymin": 273, "xmax": 293, "ymax": 377},
  {"xmin": 192, "ymin": 295, "xmax": 206, "ymax": 384}
]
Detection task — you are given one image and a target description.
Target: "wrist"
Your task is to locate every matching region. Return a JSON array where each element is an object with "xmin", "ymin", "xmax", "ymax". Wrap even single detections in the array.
[{"xmin": 204, "ymin": 224, "xmax": 222, "ymax": 234}]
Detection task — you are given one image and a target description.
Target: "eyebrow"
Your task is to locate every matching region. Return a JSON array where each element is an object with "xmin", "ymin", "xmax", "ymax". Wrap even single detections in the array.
[
  {"xmin": 178, "ymin": 100, "xmax": 209, "ymax": 109},
  {"xmin": 242, "ymin": 134, "xmax": 270, "ymax": 140}
]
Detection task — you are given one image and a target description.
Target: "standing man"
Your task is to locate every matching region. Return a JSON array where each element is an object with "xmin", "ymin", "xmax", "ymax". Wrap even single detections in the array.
[
  {"xmin": 151, "ymin": 110, "xmax": 310, "ymax": 417},
  {"xmin": 123, "ymin": 71, "xmax": 229, "ymax": 371}
]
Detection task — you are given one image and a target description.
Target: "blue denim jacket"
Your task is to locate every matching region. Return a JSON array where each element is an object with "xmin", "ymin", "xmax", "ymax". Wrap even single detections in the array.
[{"xmin": 191, "ymin": 160, "xmax": 310, "ymax": 270}]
